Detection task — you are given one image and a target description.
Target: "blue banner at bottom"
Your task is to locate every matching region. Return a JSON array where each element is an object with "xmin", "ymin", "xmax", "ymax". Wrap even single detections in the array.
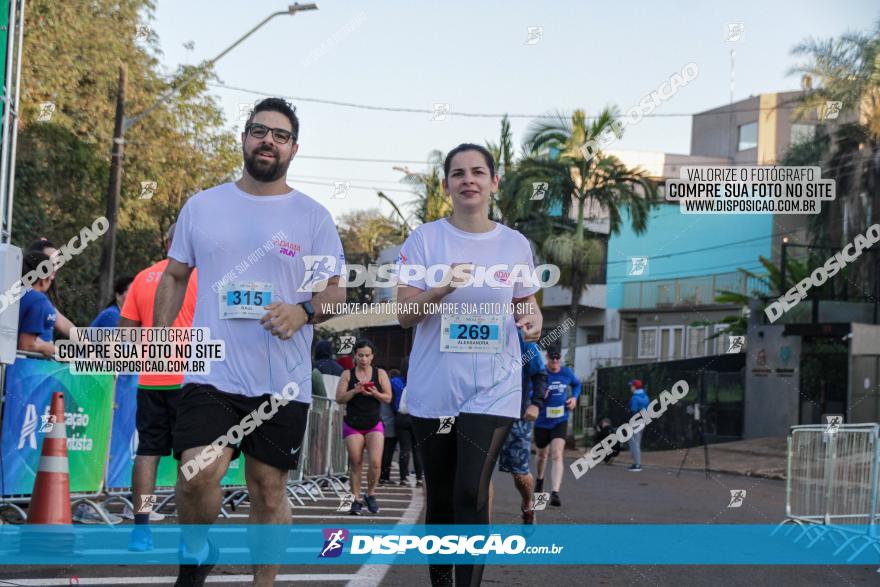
[{"xmin": 1, "ymin": 524, "xmax": 878, "ymax": 565}]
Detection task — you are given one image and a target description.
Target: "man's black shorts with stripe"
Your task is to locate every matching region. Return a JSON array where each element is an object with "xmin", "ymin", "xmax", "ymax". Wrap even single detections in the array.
[{"xmin": 173, "ymin": 383, "xmax": 309, "ymax": 471}]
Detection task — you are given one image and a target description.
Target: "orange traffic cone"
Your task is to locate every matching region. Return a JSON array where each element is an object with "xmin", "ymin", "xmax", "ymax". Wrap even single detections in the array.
[{"xmin": 27, "ymin": 392, "xmax": 71, "ymax": 524}]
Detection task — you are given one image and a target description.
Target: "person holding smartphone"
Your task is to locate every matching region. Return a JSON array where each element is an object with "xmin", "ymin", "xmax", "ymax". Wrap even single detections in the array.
[{"xmin": 335, "ymin": 339, "xmax": 392, "ymax": 514}]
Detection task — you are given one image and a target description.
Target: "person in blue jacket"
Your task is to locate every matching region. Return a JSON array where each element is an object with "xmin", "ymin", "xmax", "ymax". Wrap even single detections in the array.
[
  {"xmin": 90, "ymin": 275, "xmax": 133, "ymax": 327},
  {"xmin": 628, "ymin": 379, "xmax": 650, "ymax": 471},
  {"xmin": 534, "ymin": 349, "xmax": 581, "ymax": 507}
]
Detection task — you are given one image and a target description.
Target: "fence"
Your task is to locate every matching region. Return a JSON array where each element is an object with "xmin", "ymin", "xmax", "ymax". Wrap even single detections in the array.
[
  {"xmin": 775, "ymin": 423, "xmax": 880, "ymax": 562},
  {"xmin": 0, "ymin": 354, "xmax": 350, "ymax": 524},
  {"xmin": 595, "ymin": 354, "xmax": 746, "ymax": 450}
]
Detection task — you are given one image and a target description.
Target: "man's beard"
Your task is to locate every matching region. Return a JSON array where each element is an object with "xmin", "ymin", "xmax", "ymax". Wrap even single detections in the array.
[{"xmin": 243, "ymin": 146, "xmax": 291, "ymax": 182}]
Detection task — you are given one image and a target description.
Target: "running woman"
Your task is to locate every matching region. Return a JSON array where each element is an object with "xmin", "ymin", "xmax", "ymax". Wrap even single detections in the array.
[
  {"xmin": 397, "ymin": 143, "xmax": 543, "ymax": 587},
  {"xmin": 534, "ymin": 350, "xmax": 581, "ymax": 507},
  {"xmin": 335, "ymin": 339, "xmax": 392, "ymax": 514},
  {"xmin": 154, "ymin": 98, "xmax": 346, "ymax": 587}
]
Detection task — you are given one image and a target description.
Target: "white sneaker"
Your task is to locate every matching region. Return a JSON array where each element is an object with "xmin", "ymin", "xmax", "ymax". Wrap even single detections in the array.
[
  {"xmin": 121, "ymin": 503, "xmax": 165, "ymax": 521},
  {"xmin": 72, "ymin": 503, "xmax": 123, "ymax": 525}
]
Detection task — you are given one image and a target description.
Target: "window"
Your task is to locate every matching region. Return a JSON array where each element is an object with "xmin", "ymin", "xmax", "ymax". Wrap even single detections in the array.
[
  {"xmin": 659, "ymin": 326, "xmax": 684, "ymax": 360},
  {"xmin": 687, "ymin": 325, "xmax": 708, "ymax": 358},
  {"xmin": 638, "ymin": 327, "xmax": 658, "ymax": 358},
  {"xmin": 713, "ymin": 324, "xmax": 730, "ymax": 355},
  {"xmin": 737, "ymin": 122, "xmax": 758, "ymax": 151},
  {"xmin": 790, "ymin": 123, "xmax": 815, "ymax": 144}
]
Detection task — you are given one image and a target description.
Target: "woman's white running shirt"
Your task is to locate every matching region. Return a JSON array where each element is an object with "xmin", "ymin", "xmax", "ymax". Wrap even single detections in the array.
[{"xmin": 398, "ymin": 218, "xmax": 539, "ymax": 419}]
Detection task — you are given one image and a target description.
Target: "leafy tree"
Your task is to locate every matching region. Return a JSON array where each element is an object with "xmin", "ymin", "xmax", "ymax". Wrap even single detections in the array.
[
  {"xmin": 787, "ymin": 20, "xmax": 880, "ymax": 293},
  {"xmin": 13, "ymin": 0, "xmax": 239, "ymax": 324}
]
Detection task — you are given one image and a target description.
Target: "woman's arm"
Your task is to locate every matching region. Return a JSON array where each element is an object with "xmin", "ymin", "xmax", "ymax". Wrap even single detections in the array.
[
  {"xmin": 54, "ymin": 310, "xmax": 76, "ymax": 339},
  {"xmin": 18, "ymin": 333, "xmax": 55, "ymax": 357},
  {"xmin": 335, "ymin": 369, "xmax": 362, "ymax": 404},
  {"xmin": 373, "ymin": 369, "xmax": 393, "ymax": 404},
  {"xmin": 513, "ymin": 294, "xmax": 543, "ymax": 342},
  {"xmin": 396, "ymin": 263, "xmax": 474, "ymax": 329}
]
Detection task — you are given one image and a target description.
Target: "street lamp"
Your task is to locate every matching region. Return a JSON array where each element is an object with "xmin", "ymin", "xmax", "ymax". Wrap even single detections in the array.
[{"xmin": 97, "ymin": 3, "xmax": 318, "ymax": 306}]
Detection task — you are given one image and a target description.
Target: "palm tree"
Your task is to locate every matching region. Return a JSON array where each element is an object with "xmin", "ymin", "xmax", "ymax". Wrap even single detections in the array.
[
  {"xmin": 393, "ymin": 150, "xmax": 452, "ymax": 225},
  {"xmin": 787, "ymin": 20, "xmax": 880, "ymax": 293},
  {"xmin": 520, "ymin": 108, "xmax": 658, "ymax": 365},
  {"xmin": 705, "ymin": 255, "xmax": 815, "ymax": 337}
]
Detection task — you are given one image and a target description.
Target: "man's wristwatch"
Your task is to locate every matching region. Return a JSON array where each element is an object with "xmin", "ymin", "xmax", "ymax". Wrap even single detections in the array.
[{"xmin": 300, "ymin": 301, "xmax": 316, "ymax": 324}]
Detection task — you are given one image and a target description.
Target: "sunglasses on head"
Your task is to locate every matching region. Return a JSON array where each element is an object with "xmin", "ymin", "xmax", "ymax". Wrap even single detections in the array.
[{"xmin": 245, "ymin": 122, "xmax": 295, "ymax": 144}]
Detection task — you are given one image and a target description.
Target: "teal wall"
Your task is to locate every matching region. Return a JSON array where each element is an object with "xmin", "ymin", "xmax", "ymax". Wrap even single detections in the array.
[{"xmin": 606, "ymin": 203, "xmax": 774, "ymax": 308}]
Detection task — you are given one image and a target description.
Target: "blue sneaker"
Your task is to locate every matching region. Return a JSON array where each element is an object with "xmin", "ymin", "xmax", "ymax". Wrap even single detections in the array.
[
  {"xmin": 128, "ymin": 525, "xmax": 154, "ymax": 552},
  {"xmin": 364, "ymin": 494, "xmax": 380, "ymax": 514},
  {"xmin": 349, "ymin": 499, "xmax": 364, "ymax": 515}
]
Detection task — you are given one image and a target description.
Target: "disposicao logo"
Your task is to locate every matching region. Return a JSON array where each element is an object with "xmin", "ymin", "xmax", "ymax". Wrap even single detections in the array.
[{"xmin": 319, "ymin": 528, "xmax": 348, "ymax": 558}]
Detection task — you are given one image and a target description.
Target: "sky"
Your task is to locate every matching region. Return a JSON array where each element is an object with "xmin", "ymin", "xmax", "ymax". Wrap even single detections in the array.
[{"xmin": 150, "ymin": 0, "xmax": 876, "ymax": 223}]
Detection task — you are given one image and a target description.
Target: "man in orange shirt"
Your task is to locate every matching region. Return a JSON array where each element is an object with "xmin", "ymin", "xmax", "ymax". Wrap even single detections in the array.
[{"xmin": 119, "ymin": 223, "xmax": 197, "ymax": 551}]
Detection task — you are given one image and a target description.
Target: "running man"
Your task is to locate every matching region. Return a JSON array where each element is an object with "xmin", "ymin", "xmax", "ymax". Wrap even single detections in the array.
[
  {"xmin": 534, "ymin": 350, "xmax": 581, "ymax": 507},
  {"xmin": 496, "ymin": 329, "xmax": 547, "ymax": 523},
  {"xmin": 118, "ymin": 223, "xmax": 198, "ymax": 551},
  {"xmin": 396, "ymin": 144, "xmax": 543, "ymax": 586},
  {"xmin": 334, "ymin": 339, "xmax": 392, "ymax": 514},
  {"xmin": 153, "ymin": 98, "xmax": 345, "ymax": 587}
]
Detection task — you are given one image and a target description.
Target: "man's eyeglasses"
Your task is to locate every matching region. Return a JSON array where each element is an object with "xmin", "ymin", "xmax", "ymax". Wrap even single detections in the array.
[
  {"xmin": 549, "ymin": 356, "xmax": 561, "ymax": 360},
  {"xmin": 245, "ymin": 123, "xmax": 295, "ymax": 144}
]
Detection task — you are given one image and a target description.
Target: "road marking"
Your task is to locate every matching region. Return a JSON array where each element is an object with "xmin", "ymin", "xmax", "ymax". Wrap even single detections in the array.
[
  {"xmin": 225, "ymin": 513, "xmax": 405, "ymax": 520},
  {"xmin": 3, "ymin": 574, "xmax": 360, "ymax": 585},
  {"xmin": 346, "ymin": 486, "xmax": 424, "ymax": 587}
]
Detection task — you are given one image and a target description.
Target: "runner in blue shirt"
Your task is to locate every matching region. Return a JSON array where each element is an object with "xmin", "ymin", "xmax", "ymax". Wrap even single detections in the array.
[
  {"xmin": 90, "ymin": 275, "xmax": 133, "ymax": 327},
  {"xmin": 17, "ymin": 251, "xmax": 59, "ymax": 358},
  {"xmin": 534, "ymin": 349, "xmax": 581, "ymax": 507}
]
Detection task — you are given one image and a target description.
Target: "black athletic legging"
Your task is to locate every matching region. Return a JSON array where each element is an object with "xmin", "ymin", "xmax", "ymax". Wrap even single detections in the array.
[{"xmin": 412, "ymin": 412, "xmax": 514, "ymax": 587}]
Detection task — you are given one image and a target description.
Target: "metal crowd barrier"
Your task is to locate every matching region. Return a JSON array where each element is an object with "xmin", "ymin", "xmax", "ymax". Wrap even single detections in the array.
[
  {"xmin": 775, "ymin": 423, "xmax": 880, "ymax": 561},
  {"xmin": 0, "ymin": 353, "xmax": 352, "ymax": 523},
  {"xmin": 0, "ymin": 354, "xmax": 121, "ymax": 525},
  {"xmin": 286, "ymin": 396, "xmax": 348, "ymax": 506}
]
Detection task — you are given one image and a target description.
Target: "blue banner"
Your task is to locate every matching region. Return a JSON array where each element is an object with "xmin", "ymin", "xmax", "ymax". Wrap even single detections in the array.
[
  {"xmin": 105, "ymin": 374, "xmax": 139, "ymax": 488},
  {"xmin": 0, "ymin": 357, "xmax": 115, "ymax": 495},
  {"xmin": 0, "ymin": 524, "xmax": 877, "ymax": 565}
]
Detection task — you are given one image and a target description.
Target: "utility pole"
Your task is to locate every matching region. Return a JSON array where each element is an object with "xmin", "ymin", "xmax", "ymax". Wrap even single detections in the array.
[
  {"xmin": 95, "ymin": 4, "xmax": 317, "ymax": 307},
  {"xmin": 98, "ymin": 64, "xmax": 126, "ymax": 307}
]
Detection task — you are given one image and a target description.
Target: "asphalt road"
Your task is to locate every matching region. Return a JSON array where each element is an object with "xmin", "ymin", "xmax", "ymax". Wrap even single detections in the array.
[{"xmin": 2, "ymin": 455, "xmax": 878, "ymax": 586}]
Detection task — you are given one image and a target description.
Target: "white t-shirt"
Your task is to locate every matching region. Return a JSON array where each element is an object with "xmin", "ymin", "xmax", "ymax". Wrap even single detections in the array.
[
  {"xmin": 398, "ymin": 218, "xmax": 539, "ymax": 418},
  {"xmin": 169, "ymin": 182, "xmax": 345, "ymax": 401}
]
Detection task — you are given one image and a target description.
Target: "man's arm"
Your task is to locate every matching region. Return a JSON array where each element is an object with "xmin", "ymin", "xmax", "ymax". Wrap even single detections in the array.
[
  {"xmin": 310, "ymin": 276, "xmax": 345, "ymax": 323},
  {"xmin": 153, "ymin": 259, "xmax": 193, "ymax": 327}
]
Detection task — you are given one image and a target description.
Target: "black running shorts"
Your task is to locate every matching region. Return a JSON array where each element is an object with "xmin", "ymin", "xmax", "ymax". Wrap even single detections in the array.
[
  {"xmin": 135, "ymin": 385, "xmax": 182, "ymax": 456},
  {"xmin": 533, "ymin": 420, "xmax": 567, "ymax": 449},
  {"xmin": 173, "ymin": 383, "xmax": 309, "ymax": 471}
]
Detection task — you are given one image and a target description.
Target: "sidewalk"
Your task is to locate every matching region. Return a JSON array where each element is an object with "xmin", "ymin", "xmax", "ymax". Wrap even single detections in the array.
[{"xmin": 565, "ymin": 436, "xmax": 787, "ymax": 480}]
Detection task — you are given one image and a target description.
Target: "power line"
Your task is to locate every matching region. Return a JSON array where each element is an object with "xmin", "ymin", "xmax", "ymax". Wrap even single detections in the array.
[
  {"xmin": 213, "ymin": 82, "xmax": 809, "ymax": 120},
  {"xmin": 296, "ymin": 154, "xmax": 434, "ymax": 164},
  {"xmin": 290, "ymin": 178, "xmax": 414, "ymax": 194},
  {"xmin": 606, "ymin": 261, "xmax": 766, "ymax": 282},
  {"xmin": 604, "ymin": 231, "xmax": 781, "ymax": 265},
  {"xmin": 290, "ymin": 173, "xmax": 409, "ymax": 185}
]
